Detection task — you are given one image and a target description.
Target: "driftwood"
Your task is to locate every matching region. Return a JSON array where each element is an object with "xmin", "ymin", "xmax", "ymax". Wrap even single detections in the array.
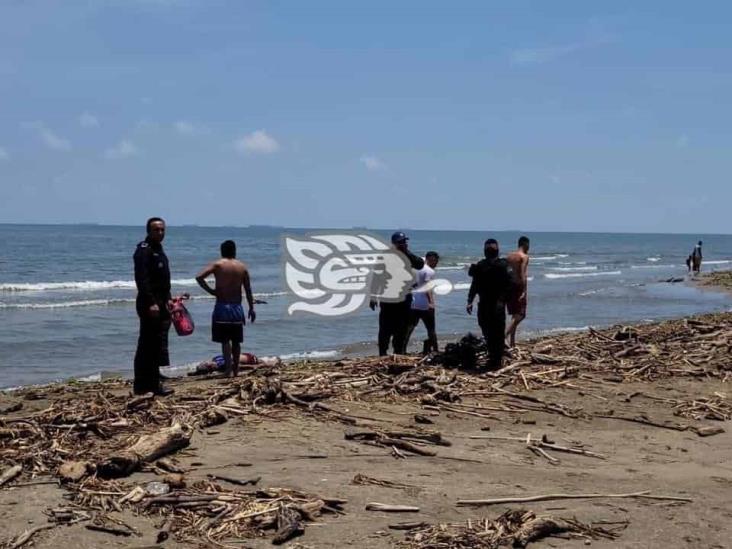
[
  {"xmin": 695, "ymin": 425, "xmax": 725, "ymax": 437},
  {"xmin": 272, "ymin": 505, "xmax": 304, "ymax": 545},
  {"xmin": 96, "ymin": 423, "xmax": 190, "ymax": 478},
  {"xmin": 596, "ymin": 414, "xmax": 689, "ymax": 431},
  {"xmin": 398, "ymin": 509, "xmax": 622, "ymax": 548},
  {"xmin": 8, "ymin": 524, "xmax": 57, "ymax": 549},
  {"xmin": 0, "ymin": 464, "xmax": 22, "ymax": 487},
  {"xmin": 458, "ymin": 490, "xmax": 692, "ymax": 506},
  {"xmin": 85, "ymin": 524, "xmax": 132, "ymax": 537},
  {"xmin": 513, "ymin": 516, "xmax": 580, "ymax": 548},
  {"xmin": 3, "ymin": 311, "xmax": 732, "ymax": 547},
  {"xmin": 206, "ymin": 474, "xmax": 261, "ymax": 486},
  {"xmin": 366, "ymin": 502, "xmax": 420, "ymax": 512}
]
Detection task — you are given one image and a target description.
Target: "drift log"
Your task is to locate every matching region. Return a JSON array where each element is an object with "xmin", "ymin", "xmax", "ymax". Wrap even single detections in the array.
[
  {"xmin": 272, "ymin": 506, "xmax": 303, "ymax": 545},
  {"xmin": 0, "ymin": 464, "xmax": 22, "ymax": 487},
  {"xmin": 96, "ymin": 423, "xmax": 190, "ymax": 479},
  {"xmin": 512, "ymin": 517, "xmax": 575, "ymax": 548}
]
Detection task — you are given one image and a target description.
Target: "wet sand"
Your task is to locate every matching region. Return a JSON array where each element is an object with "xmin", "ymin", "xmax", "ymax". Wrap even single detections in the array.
[{"xmin": 1, "ymin": 313, "xmax": 731, "ymax": 549}]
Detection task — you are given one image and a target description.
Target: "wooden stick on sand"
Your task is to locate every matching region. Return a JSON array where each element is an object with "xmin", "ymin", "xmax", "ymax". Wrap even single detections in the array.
[{"xmin": 457, "ymin": 490, "xmax": 692, "ymax": 506}]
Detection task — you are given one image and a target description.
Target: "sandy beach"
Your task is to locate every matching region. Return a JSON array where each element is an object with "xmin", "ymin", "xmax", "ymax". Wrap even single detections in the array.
[{"xmin": 1, "ymin": 306, "xmax": 731, "ymax": 549}]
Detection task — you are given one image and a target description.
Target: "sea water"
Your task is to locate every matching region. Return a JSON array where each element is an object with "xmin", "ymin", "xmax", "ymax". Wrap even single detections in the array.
[{"xmin": 1, "ymin": 225, "xmax": 730, "ymax": 388}]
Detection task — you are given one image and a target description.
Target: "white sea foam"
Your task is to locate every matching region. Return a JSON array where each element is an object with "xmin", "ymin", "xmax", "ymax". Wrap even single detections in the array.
[
  {"xmin": 436, "ymin": 263, "xmax": 471, "ymax": 271},
  {"xmin": 0, "ymin": 279, "xmax": 197, "ymax": 292},
  {"xmin": 704, "ymin": 260, "xmax": 732, "ymax": 265},
  {"xmin": 630, "ymin": 264, "xmax": 678, "ymax": 270},
  {"xmin": 544, "ymin": 270, "xmax": 621, "ymax": 280},
  {"xmin": 279, "ymin": 350, "xmax": 340, "ymax": 361},
  {"xmin": 544, "ymin": 325, "xmax": 590, "ymax": 333},
  {"xmin": 647, "ymin": 257, "xmax": 661, "ymax": 262},
  {"xmin": 548, "ymin": 266, "xmax": 598, "ymax": 272},
  {"xmin": 0, "ymin": 298, "xmax": 136, "ymax": 310},
  {"xmin": 0, "ymin": 291, "xmax": 288, "ymax": 310}
]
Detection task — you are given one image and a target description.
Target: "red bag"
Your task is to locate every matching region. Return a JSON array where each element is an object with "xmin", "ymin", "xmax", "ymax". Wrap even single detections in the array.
[{"xmin": 170, "ymin": 295, "xmax": 195, "ymax": 336}]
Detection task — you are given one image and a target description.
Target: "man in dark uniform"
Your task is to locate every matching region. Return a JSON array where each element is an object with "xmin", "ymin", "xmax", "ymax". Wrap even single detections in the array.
[
  {"xmin": 466, "ymin": 238, "xmax": 511, "ymax": 370},
  {"xmin": 370, "ymin": 231, "xmax": 425, "ymax": 355},
  {"xmin": 133, "ymin": 217, "xmax": 174, "ymax": 396}
]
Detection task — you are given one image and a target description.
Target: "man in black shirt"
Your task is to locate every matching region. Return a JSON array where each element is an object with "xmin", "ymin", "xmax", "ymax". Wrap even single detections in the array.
[
  {"xmin": 133, "ymin": 217, "xmax": 174, "ymax": 396},
  {"xmin": 370, "ymin": 231, "xmax": 425, "ymax": 355},
  {"xmin": 466, "ymin": 238, "xmax": 511, "ymax": 370}
]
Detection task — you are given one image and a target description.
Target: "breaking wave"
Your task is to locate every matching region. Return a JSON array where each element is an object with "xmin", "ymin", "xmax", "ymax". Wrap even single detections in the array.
[
  {"xmin": 544, "ymin": 271, "xmax": 621, "ymax": 280},
  {"xmin": 0, "ymin": 279, "xmax": 197, "ymax": 292},
  {"xmin": 548, "ymin": 266, "xmax": 598, "ymax": 272}
]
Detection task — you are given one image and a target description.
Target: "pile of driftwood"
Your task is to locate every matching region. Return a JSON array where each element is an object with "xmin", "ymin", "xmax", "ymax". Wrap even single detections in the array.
[
  {"xmin": 397, "ymin": 509, "xmax": 624, "ymax": 548},
  {"xmin": 1, "ymin": 312, "xmax": 730, "ymax": 546}
]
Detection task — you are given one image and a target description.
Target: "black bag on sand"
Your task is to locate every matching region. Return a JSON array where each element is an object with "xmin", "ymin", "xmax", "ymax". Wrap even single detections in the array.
[{"xmin": 437, "ymin": 333, "xmax": 486, "ymax": 370}]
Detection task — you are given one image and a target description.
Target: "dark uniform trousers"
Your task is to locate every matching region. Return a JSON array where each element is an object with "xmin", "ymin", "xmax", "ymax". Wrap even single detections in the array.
[
  {"xmin": 378, "ymin": 300, "xmax": 412, "ymax": 356},
  {"xmin": 133, "ymin": 305, "xmax": 171, "ymax": 394},
  {"xmin": 133, "ymin": 237, "xmax": 172, "ymax": 395},
  {"xmin": 478, "ymin": 301, "xmax": 506, "ymax": 370}
]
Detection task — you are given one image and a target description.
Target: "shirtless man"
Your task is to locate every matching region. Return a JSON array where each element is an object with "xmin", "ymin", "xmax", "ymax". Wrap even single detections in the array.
[
  {"xmin": 196, "ymin": 240, "xmax": 256, "ymax": 377},
  {"xmin": 505, "ymin": 236, "xmax": 530, "ymax": 348}
]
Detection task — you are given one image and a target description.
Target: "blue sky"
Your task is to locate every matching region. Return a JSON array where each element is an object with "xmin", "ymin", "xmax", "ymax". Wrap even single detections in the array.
[{"xmin": 1, "ymin": 1, "xmax": 731, "ymax": 233}]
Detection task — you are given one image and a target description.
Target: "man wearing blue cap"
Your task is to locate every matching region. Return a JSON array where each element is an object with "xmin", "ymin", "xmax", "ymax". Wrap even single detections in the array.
[{"xmin": 370, "ymin": 231, "xmax": 425, "ymax": 355}]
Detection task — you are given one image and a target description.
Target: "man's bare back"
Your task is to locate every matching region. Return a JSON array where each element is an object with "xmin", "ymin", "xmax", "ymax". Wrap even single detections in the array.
[
  {"xmin": 196, "ymin": 256, "xmax": 255, "ymax": 318},
  {"xmin": 211, "ymin": 258, "xmax": 248, "ymax": 303},
  {"xmin": 506, "ymin": 250, "xmax": 529, "ymax": 291}
]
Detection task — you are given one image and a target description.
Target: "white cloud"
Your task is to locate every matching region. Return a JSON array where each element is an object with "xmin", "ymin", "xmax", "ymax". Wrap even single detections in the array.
[
  {"xmin": 79, "ymin": 112, "xmax": 99, "ymax": 128},
  {"xmin": 0, "ymin": 147, "xmax": 9, "ymax": 161},
  {"xmin": 19, "ymin": 121, "xmax": 72, "ymax": 151},
  {"xmin": 360, "ymin": 155, "xmax": 388, "ymax": 172},
  {"xmin": 104, "ymin": 140, "xmax": 139, "ymax": 159},
  {"xmin": 40, "ymin": 127, "xmax": 72, "ymax": 151},
  {"xmin": 510, "ymin": 22, "xmax": 615, "ymax": 66},
  {"xmin": 234, "ymin": 130, "xmax": 279, "ymax": 155},
  {"xmin": 174, "ymin": 120, "xmax": 201, "ymax": 136}
]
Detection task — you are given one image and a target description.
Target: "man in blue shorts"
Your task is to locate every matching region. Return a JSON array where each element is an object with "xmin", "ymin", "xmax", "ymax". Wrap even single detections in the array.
[{"xmin": 196, "ymin": 240, "xmax": 256, "ymax": 377}]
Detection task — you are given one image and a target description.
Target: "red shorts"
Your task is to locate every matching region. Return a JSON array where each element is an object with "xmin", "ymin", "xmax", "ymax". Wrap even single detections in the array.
[{"xmin": 507, "ymin": 287, "xmax": 527, "ymax": 316}]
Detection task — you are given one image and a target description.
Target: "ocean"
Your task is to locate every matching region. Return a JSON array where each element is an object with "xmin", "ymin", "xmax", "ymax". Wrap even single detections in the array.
[{"xmin": 1, "ymin": 225, "xmax": 731, "ymax": 389}]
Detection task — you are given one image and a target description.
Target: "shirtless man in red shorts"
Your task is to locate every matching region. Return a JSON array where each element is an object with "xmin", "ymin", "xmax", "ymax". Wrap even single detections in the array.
[{"xmin": 506, "ymin": 236, "xmax": 530, "ymax": 348}]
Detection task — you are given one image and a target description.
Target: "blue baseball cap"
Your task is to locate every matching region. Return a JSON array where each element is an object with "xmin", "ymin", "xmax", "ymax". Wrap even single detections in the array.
[{"xmin": 391, "ymin": 231, "xmax": 409, "ymax": 244}]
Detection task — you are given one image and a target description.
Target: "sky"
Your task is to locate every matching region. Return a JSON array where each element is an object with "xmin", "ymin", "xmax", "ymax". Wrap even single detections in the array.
[{"xmin": 1, "ymin": 1, "xmax": 731, "ymax": 233}]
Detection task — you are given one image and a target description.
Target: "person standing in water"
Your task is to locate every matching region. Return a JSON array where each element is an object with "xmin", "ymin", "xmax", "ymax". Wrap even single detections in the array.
[
  {"xmin": 133, "ymin": 217, "xmax": 174, "ymax": 396},
  {"xmin": 196, "ymin": 240, "xmax": 256, "ymax": 377},
  {"xmin": 505, "ymin": 236, "xmax": 530, "ymax": 348},
  {"xmin": 691, "ymin": 241, "xmax": 703, "ymax": 274}
]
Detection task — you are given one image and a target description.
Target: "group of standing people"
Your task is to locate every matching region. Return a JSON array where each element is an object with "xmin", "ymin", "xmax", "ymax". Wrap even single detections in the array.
[
  {"xmin": 132, "ymin": 219, "xmax": 531, "ymax": 396},
  {"xmin": 371, "ymin": 232, "xmax": 530, "ymax": 370}
]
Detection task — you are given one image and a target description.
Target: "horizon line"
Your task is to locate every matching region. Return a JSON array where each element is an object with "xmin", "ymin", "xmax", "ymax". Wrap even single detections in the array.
[{"xmin": 0, "ymin": 222, "xmax": 728, "ymax": 237}]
